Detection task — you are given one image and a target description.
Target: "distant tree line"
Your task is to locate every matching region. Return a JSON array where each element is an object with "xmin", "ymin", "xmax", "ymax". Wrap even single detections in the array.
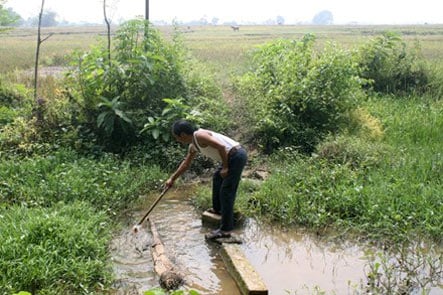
[{"xmin": 1, "ymin": 0, "xmax": 335, "ymax": 28}]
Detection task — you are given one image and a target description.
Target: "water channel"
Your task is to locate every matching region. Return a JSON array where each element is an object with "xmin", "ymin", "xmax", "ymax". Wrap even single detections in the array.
[{"xmin": 110, "ymin": 186, "xmax": 442, "ymax": 295}]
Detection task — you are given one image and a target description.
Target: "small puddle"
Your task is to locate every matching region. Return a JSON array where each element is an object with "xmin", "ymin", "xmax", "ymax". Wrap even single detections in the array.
[{"xmin": 110, "ymin": 186, "xmax": 442, "ymax": 295}]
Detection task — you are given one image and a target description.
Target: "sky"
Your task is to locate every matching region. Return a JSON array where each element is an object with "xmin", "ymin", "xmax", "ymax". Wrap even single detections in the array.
[{"xmin": 5, "ymin": 0, "xmax": 443, "ymax": 25}]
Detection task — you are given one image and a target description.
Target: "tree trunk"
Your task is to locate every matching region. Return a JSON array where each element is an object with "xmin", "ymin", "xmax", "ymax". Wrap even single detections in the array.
[
  {"xmin": 103, "ymin": 0, "xmax": 111, "ymax": 65},
  {"xmin": 145, "ymin": 0, "xmax": 149, "ymax": 20},
  {"xmin": 33, "ymin": 0, "xmax": 52, "ymax": 125},
  {"xmin": 148, "ymin": 218, "xmax": 184, "ymax": 290},
  {"xmin": 33, "ymin": 0, "xmax": 44, "ymax": 101}
]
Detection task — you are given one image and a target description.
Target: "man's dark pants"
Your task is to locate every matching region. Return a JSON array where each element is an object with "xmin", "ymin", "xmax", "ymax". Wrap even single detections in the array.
[{"xmin": 212, "ymin": 148, "xmax": 247, "ymax": 232}]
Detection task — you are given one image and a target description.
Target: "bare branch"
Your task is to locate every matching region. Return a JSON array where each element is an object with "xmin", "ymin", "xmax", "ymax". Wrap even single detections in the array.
[{"xmin": 41, "ymin": 32, "xmax": 54, "ymax": 43}]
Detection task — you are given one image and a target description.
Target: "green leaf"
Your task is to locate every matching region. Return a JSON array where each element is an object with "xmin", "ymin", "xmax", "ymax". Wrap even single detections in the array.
[
  {"xmin": 97, "ymin": 112, "xmax": 109, "ymax": 128},
  {"xmin": 115, "ymin": 109, "xmax": 132, "ymax": 124},
  {"xmin": 152, "ymin": 129, "xmax": 160, "ymax": 139},
  {"xmin": 143, "ymin": 288, "xmax": 165, "ymax": 295}
]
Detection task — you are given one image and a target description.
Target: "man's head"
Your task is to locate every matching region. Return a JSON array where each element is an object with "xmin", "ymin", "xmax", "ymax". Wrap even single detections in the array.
[{"xmin": 172, "ymin": 120, "xmax": 196, "ymax": 144}]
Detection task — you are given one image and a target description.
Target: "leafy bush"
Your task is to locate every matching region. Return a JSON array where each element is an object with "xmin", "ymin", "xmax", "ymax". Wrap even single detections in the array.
[
  {"xmin": 425, "ymin": 60, "xmax": 443, "ymax": 99},
  {"xmin": 0, "ymin": 117, "xmax": 51, "ymax": 156},
  {"xmin": 65, "ymin": 20, "xmax": 187, "ymax": 149},
  {"xmin": 63, "ymin": 19, "xmax": 227, "ymax": 156},
  {"xmin": 0, "ymin": 202, "xmax": 112, "ymax": 294},
  {"xmin": 0, "ymin": 77, "xmax": 29, "ymax": 108},
  {"xmin": 356, "ymin": 32, "xmax": 429, "ymax": 94},
  {"xmin": 235, "ymin": 34, "xmax": 364, "ymax": 153},
  {"xmin": 348, "ymin": 107, "xmax": 385, "ymax": 140},
  {"xmin": 0, "ymin": 78, "xmax": 32, "ymax": 127},
  {"xmin": 0, "ymin": 105, "xmax": 17, "ymax": 125}
]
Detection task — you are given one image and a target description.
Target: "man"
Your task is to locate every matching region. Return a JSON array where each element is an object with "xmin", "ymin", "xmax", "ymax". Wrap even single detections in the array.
[{"xmin": 165, "ymin": 120, "xmax": 247, "ymax": 240}]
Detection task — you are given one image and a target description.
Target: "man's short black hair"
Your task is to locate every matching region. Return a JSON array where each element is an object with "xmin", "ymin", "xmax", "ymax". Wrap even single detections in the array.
[{"xmin": 172, "ymin": 120, "xmax": 197, "ymax": 136}]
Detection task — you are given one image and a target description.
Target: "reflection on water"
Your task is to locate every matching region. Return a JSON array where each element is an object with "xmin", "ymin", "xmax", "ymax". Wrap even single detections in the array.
[
  {"xmin": 241, "ymin": 219, "xmax": 366, "ymax": 294},
  {"xmin": 110, "ymin": 186, "xmax": 441, "ymax": 295}
]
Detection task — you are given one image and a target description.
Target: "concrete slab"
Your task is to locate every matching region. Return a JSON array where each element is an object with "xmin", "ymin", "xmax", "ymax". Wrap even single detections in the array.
[
  {"xmin": 202, "ymin": 210, "xmax": 244, "ymax": 227},
  {"xmin": 220, "ymin": 244, "xmax": 268, "ymax": 295}
]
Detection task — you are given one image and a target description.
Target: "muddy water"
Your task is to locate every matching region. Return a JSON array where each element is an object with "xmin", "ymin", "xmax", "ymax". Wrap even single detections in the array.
[{"xmin": 110, "ymin": 186, "xmax": 439, "ymax": 295}]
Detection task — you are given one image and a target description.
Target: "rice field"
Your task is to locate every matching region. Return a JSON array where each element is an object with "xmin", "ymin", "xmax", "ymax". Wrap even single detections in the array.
[{"xmin": 1, "ymin": 24, "xmax": 443, "ymax": 75}]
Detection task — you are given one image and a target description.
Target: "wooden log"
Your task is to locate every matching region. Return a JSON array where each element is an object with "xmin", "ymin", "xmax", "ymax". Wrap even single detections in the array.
[{"xmin": 148, "ymin": 218, "xmax": 184, "ymax": 290}]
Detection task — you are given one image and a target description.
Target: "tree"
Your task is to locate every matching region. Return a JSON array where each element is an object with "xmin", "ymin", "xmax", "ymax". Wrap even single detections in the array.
[
  {"xmin": 276, "ymin": 15, "xmax": 285, "ymax": 25},
  {"xmin": 0, "ymin": 0, "xmax": 20, "ymax": 27},
  {"xmin": 28, "ymin": 10, "xmax": 58, "ymax": 27},
  {"xmin": 103, "ymin": 0, "xmax": 111, "ymax": 65},
  {"xmin": 34, "ymin": 0, "xmax": 53, "ymax": 104},
  {"xmin": 312, "ymin": 10, "xmax": 333, "ymax": 25},
  {"xmin": 211, "ymin": 17, "xmax": 219, "ymax": 25}
]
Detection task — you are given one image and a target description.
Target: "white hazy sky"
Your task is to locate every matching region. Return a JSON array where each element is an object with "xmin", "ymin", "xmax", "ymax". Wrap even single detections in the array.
[{"xmin": 6, "ymin": 0, "xmax": 443, "ymax": 25}]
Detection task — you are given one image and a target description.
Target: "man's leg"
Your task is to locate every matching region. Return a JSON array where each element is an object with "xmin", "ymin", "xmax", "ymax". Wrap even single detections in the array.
[
  {"xmin": 212, "ymin": 166, "xmax": 223, "ymax": 213},
  {"xmin": 219, "ymin": 149, "xmax": 247, "ymax": 232}
]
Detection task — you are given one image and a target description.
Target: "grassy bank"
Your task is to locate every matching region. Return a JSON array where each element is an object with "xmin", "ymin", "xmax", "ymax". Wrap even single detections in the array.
[
  {"xmin": 0, "ymin": 149, "xmax": 166, "ymax": 294},
  {"xmin": 227, "ymin": 96, "xmax": 442, "ymax": 244}
]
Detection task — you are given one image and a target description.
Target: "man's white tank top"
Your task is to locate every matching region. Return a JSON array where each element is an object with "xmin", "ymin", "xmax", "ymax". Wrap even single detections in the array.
[{"xmin": 191, "ymin": 129, "xmax": 239, "ymax": 162}]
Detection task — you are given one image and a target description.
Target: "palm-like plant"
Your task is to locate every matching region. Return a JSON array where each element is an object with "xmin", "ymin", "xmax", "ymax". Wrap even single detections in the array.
[{"xmin": 97, "ymin": 96, "xmax": 133, "ymax": 138}]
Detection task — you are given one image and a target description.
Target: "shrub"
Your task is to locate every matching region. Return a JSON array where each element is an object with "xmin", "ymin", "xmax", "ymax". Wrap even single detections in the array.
[
  {"xmin": 0, "ymin": 117, "xmax": 51, "ymax": 156},
  {"xmin": 356, "ymin": 32, "xmax": 429, "ymax": 94},
  {"xmin": 348, "ymin": 107, "xmax": 384, "ymax": 140},
  {"xmin": 65, "ymin": 19, "xmax": 188, "ymax": 149},
  {"xmin": 0, "ymin": 202, "xmax": 113, "ymax": 294},
  {"xmin": 0, "ymin": 78, "xmax": 32, "ymax": 128},
  {"xmin": 64, "ymin": 19, "xmax": 227, "ymax": 156},
  {"xmin": 235, "ymin": 34, "xmax": 364, "ymax": 153},
  {"xmin": 0, "ymin": 78, "xmax": 29, "ymax": 108},
  {"xmin": 0, "ymin": 105, "xmax": 17, "ymax": 125}
]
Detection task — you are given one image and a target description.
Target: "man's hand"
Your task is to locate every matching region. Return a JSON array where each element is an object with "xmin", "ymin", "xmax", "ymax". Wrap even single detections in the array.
[
  {"xmin": 165, "ymin": 178, "xmax": 174, "ymax": 188},
  {"xmin": 220, "ymin": 167, "xmax": 229, "ymax": 178}
]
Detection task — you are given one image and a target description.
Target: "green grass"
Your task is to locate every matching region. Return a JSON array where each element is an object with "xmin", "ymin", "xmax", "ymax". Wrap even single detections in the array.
[
  {"xmin": 0, "ymin": 149, "xmax": 166, "ymax": 211},
  {"xmin": 0, "ymin": 202, "xmax": 112, "ymax": 295}
]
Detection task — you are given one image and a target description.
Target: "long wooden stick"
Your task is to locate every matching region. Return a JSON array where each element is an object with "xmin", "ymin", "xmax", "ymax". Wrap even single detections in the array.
[{"xmin": 136, "ymin": 186, "xmax": 170, "ymax": 226}]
